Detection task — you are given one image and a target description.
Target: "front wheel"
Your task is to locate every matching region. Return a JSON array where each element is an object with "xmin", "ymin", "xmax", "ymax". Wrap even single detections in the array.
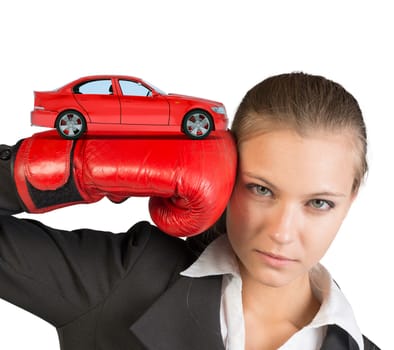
[
  {"xmin": 182, "ymin": 110, "xmax": 213, "ymax": 139},
  {"xmin": 55, "ymin": 111, "xmax": 87, "ymax": 139}
]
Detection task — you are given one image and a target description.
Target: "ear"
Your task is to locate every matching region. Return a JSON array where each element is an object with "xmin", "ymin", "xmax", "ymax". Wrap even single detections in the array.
[{"xmin": 350, "ymin": 188, "xmax": 359, "ymax": 203}]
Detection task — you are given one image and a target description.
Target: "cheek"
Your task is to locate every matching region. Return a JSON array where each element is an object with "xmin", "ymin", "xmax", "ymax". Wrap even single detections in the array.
[
  {"xmin": 225, "ymin": 184, "xmax": 265, "ymax": 247},
  {"xmin": 301, "ymin": 214, "xmax": 346, "ymax": 263},
  {"xmin": 226, "ymin": 184, "xmax": 254, "ymax": 232},
  {"xmin": 226, "ymin": 187, "xmax": 250, "ymax": 244}
]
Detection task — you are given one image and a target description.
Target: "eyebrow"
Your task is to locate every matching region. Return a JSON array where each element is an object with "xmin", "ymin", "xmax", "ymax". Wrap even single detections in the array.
[{"xmin": 243, "ymin": 172, "xmax": 347, "ymax": 198}]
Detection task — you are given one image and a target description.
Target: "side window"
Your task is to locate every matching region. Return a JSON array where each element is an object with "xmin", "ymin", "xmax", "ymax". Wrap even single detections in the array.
[
  {"xmin": 119, "ymin": 80, "xmax": 151, "ymax": 97},
  {"xmin": 74, "ymin": 79, "xmax": 113, "ymax": 95}
]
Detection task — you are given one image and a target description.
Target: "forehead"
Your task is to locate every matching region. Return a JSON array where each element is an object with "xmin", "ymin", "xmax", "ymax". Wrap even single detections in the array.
[{"xmin": 238, "ymin": 129, "xmax": 356, "ymax": 194}]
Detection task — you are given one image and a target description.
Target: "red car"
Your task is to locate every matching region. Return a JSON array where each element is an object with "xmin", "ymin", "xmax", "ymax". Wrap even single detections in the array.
[{"xmin": 31, "ymin": 75, "xmax": 228, "ymax": 139}]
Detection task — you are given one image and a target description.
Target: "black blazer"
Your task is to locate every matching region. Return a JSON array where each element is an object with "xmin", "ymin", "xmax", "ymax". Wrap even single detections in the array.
[{"xmin": 0, "ymin": 217, "xmax": 379, "ymax": 350}]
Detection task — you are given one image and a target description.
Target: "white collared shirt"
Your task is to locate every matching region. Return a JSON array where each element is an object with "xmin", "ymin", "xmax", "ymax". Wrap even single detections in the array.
[{"xmin": 181, "ymin": 235, "xmax": 364, "ymax": 350}]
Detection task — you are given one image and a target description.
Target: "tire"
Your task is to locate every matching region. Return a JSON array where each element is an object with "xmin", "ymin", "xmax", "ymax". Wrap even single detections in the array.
[
  {"xmin": 55, "ymin": 110, "xmax": 87, "ymax": 139},
  {"xmin": 182, "ymin": 110, "xmax": 213, "ymax": 139}
]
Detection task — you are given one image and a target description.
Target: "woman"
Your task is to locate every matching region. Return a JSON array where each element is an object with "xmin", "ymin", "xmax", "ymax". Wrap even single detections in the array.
[
  {"xmin": 0, "ymin": 73, "xmax": 379, "ymax": 349},
  {"xmin": 189, "ymin": 73, "xmax": 377, "ymax": 349}
]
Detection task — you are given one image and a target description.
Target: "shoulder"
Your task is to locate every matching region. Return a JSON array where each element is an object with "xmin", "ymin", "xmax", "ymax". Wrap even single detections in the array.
[
  {"xmin": 127, "ymin": 221, "xmax": 193, "ymax": 256},
  {"xmin": 323, "ymin": 325, "xmax": 381, "ymax": 350},
  {"xmin": 123, "ymin": 221, "xmax": 198, "ymax": 277},
  {"xmin": 362, "ymin": 335, "xmax": 381, "ymax": 350}
]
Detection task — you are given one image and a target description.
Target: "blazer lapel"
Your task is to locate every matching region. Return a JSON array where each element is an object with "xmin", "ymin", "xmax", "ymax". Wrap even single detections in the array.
[
  {"xmin": 130, "ymin": 275, "xmax": 225, "ymax": 350},
  {"xmin": 130, "ymin": 277, "xmax": 362, "ymax": 350},
  {"xmin": 320, "ymin": 325, "xmax": 360, "ymax": 350}
]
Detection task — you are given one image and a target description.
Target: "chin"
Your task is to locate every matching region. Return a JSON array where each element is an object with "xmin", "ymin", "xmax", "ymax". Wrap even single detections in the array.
[
  {"xmin": 245, "ymin": 265, "xmax": 304, "ymax": 288},
  {"xmin": 255, "ymin": 275, "xmax": 294, "ymax": 288}
]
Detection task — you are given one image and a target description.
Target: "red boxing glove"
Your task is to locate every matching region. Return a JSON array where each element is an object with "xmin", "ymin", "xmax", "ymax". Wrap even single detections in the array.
[{"xmin": 13, "ymin": 131, "xmax": 237, "ymax": 237}]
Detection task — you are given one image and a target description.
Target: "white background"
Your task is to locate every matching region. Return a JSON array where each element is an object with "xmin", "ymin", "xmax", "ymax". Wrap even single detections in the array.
[{"xmin": 0, "ymin": 1, "xmax": 392, "ymax": 348}]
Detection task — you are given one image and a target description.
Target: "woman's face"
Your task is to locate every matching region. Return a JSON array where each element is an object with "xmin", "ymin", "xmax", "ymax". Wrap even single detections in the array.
[{"xmin": 226, "ymin": 128, "xmax": 357, "ymax": 287}]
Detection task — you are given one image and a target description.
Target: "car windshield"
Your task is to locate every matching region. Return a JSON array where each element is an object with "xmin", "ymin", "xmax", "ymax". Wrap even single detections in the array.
[{"xmin": 143, "ymin": 80, "xmax": 167, "ymax": 95}]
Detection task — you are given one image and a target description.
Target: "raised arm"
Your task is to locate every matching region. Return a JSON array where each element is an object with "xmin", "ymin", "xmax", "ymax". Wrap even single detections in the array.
[
  {"xmin": 0, "ymin": 131, "xmax": 236, "ymax": 330},
  {"xmin": 3, "ymin": 130, "xmax": 237, "ymax": 236}
]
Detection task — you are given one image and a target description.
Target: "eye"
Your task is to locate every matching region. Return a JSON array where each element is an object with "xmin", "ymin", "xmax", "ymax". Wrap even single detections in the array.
[
  {"xmin": 308, "ymin": 199, "xmax": 335, "ymax": 211},
  {"xmin": 247, "ymin": 184, "xmax": 273, "ymax": 197}
]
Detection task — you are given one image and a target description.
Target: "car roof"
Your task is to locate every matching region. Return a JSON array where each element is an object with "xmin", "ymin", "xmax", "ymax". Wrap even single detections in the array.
[{"xmin": 71, "ymin": 75, "xmax": 143, "ymax": 84}]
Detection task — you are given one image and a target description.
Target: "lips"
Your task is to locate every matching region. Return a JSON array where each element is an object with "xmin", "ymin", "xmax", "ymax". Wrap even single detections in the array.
[
  {"xmin": 255, "ymin": 250, "xmax": 297, "ymax": 267},
  {"xmin": 261, "ymin": 251, "xmax": 295, "ymax": 261}
]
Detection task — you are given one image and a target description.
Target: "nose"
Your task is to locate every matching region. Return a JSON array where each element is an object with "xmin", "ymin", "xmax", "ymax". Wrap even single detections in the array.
[{"xmin": 266, "ymin": 203, "xmax": 298, "ymax": 245}]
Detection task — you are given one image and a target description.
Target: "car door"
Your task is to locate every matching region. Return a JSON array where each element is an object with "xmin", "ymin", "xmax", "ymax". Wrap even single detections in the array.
[
  {"xmin": 117, "ymin": 79, "xmax": 169, "ymax": 125},
  {"xmin": 73, "ymin": 78, "xmax": 121, "ymax": 124}
]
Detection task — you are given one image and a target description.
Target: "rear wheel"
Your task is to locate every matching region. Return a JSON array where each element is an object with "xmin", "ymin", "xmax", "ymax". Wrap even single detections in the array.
[
  {"xmin": 55, "ymin": 110, "xmax": 87, "ymax": 139},
  {"xmin": 182, "ymin": 110, "xmax": 213, "ymax": 139}
]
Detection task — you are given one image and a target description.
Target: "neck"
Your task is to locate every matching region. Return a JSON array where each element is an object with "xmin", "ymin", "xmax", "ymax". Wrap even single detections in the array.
[{"xmin": 240, "ymin": 265, "xmax": 320, "ymax": 329}]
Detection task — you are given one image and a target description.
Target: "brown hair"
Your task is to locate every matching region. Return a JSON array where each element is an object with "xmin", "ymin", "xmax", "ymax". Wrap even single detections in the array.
[
  {"xmin": 190, "ymin": 72, "xmax": 367, "ymax": 247},
  {"xmin": 232, "ymin": 72, "xmax": 368, "ymax": 192}
]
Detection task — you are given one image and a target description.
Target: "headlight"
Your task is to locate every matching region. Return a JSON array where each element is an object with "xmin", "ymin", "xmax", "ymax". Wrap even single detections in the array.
[{"xmin": 211, "ymin": 106, "xmax": 226, "ymax": 114}]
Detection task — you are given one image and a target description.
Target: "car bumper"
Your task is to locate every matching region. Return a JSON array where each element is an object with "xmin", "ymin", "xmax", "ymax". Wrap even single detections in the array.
[
  {"xmin": 31, "ymin": 109, "xmax": 57, "ymax": 128},
  {"xmin": 214, "ymin": 116, "xmax": 229, "ymax": 131}
]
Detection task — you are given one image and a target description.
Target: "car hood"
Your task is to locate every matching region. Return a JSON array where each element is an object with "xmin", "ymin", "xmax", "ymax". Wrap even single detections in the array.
[{"xmin": 166, "ymin": 93, "xmax": 223, "ymax": 106}]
